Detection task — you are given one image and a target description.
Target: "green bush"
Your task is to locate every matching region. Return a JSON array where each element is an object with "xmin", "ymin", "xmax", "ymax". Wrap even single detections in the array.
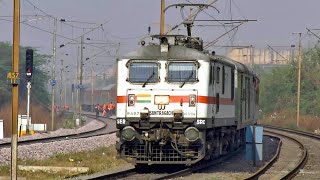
[{"xmin": 257, "ymin": 47, "xmax": 320, "ymax": 116}]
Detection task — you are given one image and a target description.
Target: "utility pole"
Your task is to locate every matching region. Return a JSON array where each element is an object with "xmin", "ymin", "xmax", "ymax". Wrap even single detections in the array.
[
  {"xmin": 59, "ymin": 59, "xmax": 64, "ymax": 109},
  {"xmin": 51, "ymin": 18, "xmax": 57, "ymax": 131},
  {"xmin": 91, "ymin": 62, "xmax": 94, "ymax": 112},
  {"xmin": 250, "ymin": 45, "xmax": 254, "ymax": 67},
  {"xmin": 295, "ymin": 32, "xmax": 302, "ymax": 128},
  {"xmin": 79, "ymin": 35, "xmax": 84, "ymax": 120},
  {"xmin": 160, "ymin": 0, "xmax": 165, "ymax": 35},
  {"xmin": 65, "ymin": 80, "xmax": 67, "ymax": 106},
  {"xmin": 75, "ymin": 46, "xmax": 80, "ymax": 117},
  {"xmin": 11, "ymin": 0, "xmax": 20, "ymax": 179}
]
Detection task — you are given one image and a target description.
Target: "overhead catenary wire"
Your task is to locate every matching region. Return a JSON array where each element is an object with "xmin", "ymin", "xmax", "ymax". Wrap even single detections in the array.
[
  {"xmin": 0, "ymin": 18, "xmax": 109, "ymax": 52},
  {"xmin": 184, "ymin": 0, "xmax": 237, "ymax": 43},
  {"xmin": 267, "ymin": 45, "xmax": 289, "ymax": 62},
  {"xmin": 204, "ymin": 22, "xmax": 244, "ymax": 49},
  {"xmin": 167, "ymin": 0, "xmax": 220, "ymax": 34},
  {"xmin": 23, "ymin": 0, "xmax": 99, "ymax": 30}
]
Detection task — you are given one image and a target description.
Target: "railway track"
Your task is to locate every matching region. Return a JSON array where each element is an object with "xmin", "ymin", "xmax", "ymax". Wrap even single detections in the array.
[
  {"xmin": 259, "ymin": 125, "xmax": 320, "ymax": 180},
  {"xmin": 77, "ymin": 125, "xmax": 320, "ymax": 180},
  {"xmin": 75, "ymin": 146, "xmax": 246, "ymax": 180},
  {"xmin": 0, "ymin": 113, "xmax": 117, "ymax": 148}
]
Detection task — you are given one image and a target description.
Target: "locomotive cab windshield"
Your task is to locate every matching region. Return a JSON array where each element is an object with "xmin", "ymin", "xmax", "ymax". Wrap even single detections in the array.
[
  {"xmin": 128, "ymin": 61, "xmax": 159, "ymax": 84},
  {"xmin": 167, "ymin": 61, "xmax": 198, "ymax": 87}
]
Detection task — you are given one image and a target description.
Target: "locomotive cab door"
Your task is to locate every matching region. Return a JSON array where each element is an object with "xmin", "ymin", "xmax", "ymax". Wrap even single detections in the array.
[
  {"xmin": 240, "ymin": 74, "xmax": 245, "ymax": 122},
  {"xmin": 215, "ymin": 64, "xmax": 222, "ymax": 115}
]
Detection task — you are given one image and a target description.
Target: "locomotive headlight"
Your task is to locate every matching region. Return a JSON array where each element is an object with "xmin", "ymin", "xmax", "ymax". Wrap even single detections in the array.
[
  {"xmin": 128, "ymin": 94, "xmax": 135, "ymax": 106},
  {"xmin": 184, "ymin": 127, "xmax": 200, "ymax": 142},
  {"xmin": 189, "ymin": 94, "xmax": 196, "ymax": 107},
  {"xmin": 154, "ymin": 95, "xmax": 170, "ymax": 105},
  {"xmin": 121, "ymin": 126, "xmax": 136, "ymax": 141}
]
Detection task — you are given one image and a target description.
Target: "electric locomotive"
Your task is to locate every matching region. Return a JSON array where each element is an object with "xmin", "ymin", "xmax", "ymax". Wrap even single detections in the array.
[{"xmin": 115, "ymin": 34, "xmax": 259, "ymax": 166}]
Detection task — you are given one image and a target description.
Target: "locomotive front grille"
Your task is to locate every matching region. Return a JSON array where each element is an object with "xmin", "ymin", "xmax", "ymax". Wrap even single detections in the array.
[{"xmin": 123, "ymin": 144, "xmax": 202, "ymax": 163}]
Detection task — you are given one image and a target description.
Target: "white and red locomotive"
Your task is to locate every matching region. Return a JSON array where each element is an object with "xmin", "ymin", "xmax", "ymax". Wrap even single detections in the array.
[{"xmin": 116, "ymin": 35, "xmax": 259, "ymax": 166}]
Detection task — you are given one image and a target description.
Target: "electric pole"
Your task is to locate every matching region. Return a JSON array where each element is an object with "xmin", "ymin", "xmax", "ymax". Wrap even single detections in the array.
[
  {"xmin": 11, "ymin": 0, "xmax": 20, "ymax": 178},
  {"xmin": 250, "ymin": 45, "xmax": 254, "ymax": 67},
  {"xmin": 59, "ymin": 59, "xmax": 64, "ymax": 109},
  {"xmin": 295, "ymin": 32, "xmax": 302, "ymax": 128},
  {"xmin": 160, "ymin": 0, "xmax": 165, "ymax": 35},
  {"xmin": 51, "ymin": 18, "xmax": 57, "ymax": 131},
  {"xmin": 79, "ymin": 35, "xmax": 84, "ymax": 121},
  {"xmin": 91, "ymin": 61, "xmax": 94, "ymax": 112}
]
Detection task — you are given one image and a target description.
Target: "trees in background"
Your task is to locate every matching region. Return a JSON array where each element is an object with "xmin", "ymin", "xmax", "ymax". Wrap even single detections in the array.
[
  {"xmin": 0, "ymin": 42, "xmax": 50, "ymax": 106},
  {"xmin": 258, "ymin": 47, "xmax": 320, "ymax": 116}
]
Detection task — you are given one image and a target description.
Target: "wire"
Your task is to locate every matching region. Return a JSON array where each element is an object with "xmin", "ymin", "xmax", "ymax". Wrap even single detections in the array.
[
  {"xmin": 231, "ymin": 0, "xmax": 247, "ymax": 21},
  {"xmin": 0, "ymin": 18, "xmax": 108, "ymax": 52},
  {"xmin": 107, "ymin": 33, "xmax": 145, "ymax": 40},
  {"xmin": 24, "ymin": 0, "xmax": 54, "ymax": 18},
  {"xmin": 23, "ymin": 0, "xmax": 100, "ymax": 30}
]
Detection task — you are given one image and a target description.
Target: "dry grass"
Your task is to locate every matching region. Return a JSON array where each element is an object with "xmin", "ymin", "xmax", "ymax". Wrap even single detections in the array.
[
  {"xmin": 0, "ymin": 101, "xmax": 61, "ymax": 138},
  {"xmin": 0, "ymin": 145, "xmax": 128, "ymax": 179},
  {"xmin": 259, "ymin": 109, "xmax": 320, "ymax": 132}
]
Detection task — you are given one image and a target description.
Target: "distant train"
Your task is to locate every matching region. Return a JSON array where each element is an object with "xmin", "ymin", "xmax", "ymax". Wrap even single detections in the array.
[{"xmin": 115, "ymin": 34, "xmax": 259, "ymax": 166}]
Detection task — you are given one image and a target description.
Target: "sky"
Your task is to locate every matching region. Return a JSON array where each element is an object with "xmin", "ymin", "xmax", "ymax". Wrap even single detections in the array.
[{"xmin": 1, "ymin": 0, "xmax": 320, "ymax": 78}]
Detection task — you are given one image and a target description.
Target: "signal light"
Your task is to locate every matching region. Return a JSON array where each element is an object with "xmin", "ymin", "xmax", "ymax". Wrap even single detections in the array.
[{"xmin": 26, "ymin": 49, "xmax": 33, "ymax": 82}]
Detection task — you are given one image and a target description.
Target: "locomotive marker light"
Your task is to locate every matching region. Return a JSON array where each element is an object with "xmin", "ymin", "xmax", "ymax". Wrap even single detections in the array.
[
  {"xmin": 128, "ymin": 94, "xmax": 135, "ymax": 106},
  {"xmin": 121, "ymin": 126, "xmax": 136, "ymax": 141},
  {"xmin": 184, "ymin": 127, "xmax": 200, "ymax": 142},
  {"xmin": 189, "ymin": 94, "xmax": 196, "ymax": 107}
]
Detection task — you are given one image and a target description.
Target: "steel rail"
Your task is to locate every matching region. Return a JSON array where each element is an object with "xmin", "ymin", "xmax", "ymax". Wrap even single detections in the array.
[
  {"xmin": 0, "ymin": 113, "xmax": 114, "ymax": 148},
  {"xmin": 74, "ymin": 168, "xmax": 136, "ymax": 180},
  {"xmin": 263, "ymin": 124, "xmax": 320, "ymax": 140},
  {"xmin": 76, "ymin": 145, "xmax": 244, "ymax": 180},
  {"xmin": 264, "ymin": 128, "xmax": 308, "ymax": 179},
  {"xmin": 244, "ymin": 135, "xmax": 282, "ymax": 180},
  {"xmin": 154, "ymin": 148, "xmax": 244, "ymax": 180}
]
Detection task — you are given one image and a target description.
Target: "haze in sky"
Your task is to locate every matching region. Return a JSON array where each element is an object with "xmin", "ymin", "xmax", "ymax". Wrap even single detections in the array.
[{"xmin": 1, "ymin": 0, "xmax": 320, "ymax": 65}]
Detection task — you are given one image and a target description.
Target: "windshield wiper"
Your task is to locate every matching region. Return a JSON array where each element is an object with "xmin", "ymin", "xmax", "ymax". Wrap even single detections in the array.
[
  {"xmin": 142, "ymin": 71, "xmax": 155, "ymax": 87},
  {"xmin": 180, "ymin": 71, "xmax": 194, "ymax": 88}
]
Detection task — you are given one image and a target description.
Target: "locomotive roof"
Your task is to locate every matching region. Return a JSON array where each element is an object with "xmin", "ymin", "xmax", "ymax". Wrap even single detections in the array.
[{"xmin": 122, "ymin": 44, "xmax": 256, "ymax": 76}]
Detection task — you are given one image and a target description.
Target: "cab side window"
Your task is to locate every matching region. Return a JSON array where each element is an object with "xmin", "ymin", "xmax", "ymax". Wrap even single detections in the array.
[{"xmin": 216, "ymin": 67, "xmax": 220, "ymax": 84}]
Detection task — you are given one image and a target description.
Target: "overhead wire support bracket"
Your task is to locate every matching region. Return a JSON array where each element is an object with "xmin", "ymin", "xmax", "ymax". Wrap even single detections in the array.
[
  {"xmin": 306, "ymin": 28, "xmax": 320, "ymax": 40},
  {"xmin": 267, "ymin": 45, "xmax": 289, "ymax": 62},
  {"xmin": 165, "ymin": 1, "xmax": 220, "ymax": 34},
  {"xmin": 194, "ymin": 19, "xmax": 257, "ymax": 22},
  {"xmin": 164, "ymin": 4, "xmax": 219, "ymax": 13},
  {"xmin": 204, "ymin": 22, "xmax": 244, "ymax": 49}
]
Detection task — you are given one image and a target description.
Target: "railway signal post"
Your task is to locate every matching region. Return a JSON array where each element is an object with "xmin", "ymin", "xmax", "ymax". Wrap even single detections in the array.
[{"xmin": 26, "ymin": 49, "xmax": 34, "ymax": 135}]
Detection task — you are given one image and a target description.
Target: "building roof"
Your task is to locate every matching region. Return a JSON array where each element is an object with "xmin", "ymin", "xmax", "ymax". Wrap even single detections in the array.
[{"xmin": 96, "ymin": 84, "xmax": 116, "ymax": 91}]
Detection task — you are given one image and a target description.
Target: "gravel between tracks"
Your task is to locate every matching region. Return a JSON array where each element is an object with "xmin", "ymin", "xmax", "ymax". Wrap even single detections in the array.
[
  {"xmin": 0, "ymin": 118, "xmax": 115, "ymax": 166},
  {"xmin": 0, "ymin": 133, "xmax": 117, "ymax": 165},
  {"xmin": 178, "ymin": 136, "xmax": 279, "ymax": 180},
  {"xmin": 0, "ymin": 119, "xmax": 105, "ymax": 144}
]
